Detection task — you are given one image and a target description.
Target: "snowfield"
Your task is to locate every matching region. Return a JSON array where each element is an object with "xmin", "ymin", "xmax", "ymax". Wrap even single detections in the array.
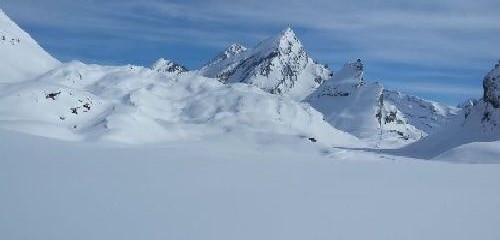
[{"xmin": 1, "ymin": 129, "xmax": 500, "ymax": 240}]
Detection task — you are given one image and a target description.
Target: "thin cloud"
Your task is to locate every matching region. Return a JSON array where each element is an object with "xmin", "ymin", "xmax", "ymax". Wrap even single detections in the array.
[{"xmin": 1, "ymin": 0, "xmax": 498, "ymax": 104}]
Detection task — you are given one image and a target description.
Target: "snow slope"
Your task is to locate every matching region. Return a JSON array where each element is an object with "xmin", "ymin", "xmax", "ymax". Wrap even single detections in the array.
[
  {"xmin": 402, "ymin": 62, "xmax": 500, "ymax": 159},
  {"xmin": 1, "ymin": 128, "xmax": 500, "ymax": 240},
  {"xmin": 0, "ymin": 61, "xmax": 361, "ymax": 147},
  {"xmin": 306, "ymin": 60, "xmax": 457, "ymax": 147},
  {"xmin": 199, "ymin": 28, "xmax": 331, "ymax": 100},
  {"xmin": 383, "ymin": 89, "xmax": 460, "ymax": 134},
  {"xmin": 433, "ymin": 140, "xmax": 500, "ymax": 163},
  {"xmin": 0, "ymin": 9, "xmax": 60, "ymax": 83}
]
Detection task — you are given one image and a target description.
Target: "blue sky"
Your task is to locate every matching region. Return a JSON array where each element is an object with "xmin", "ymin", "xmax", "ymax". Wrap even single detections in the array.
[{"xmin": 2, "ymin": 0, "xmax": 499, "ymax": 105}]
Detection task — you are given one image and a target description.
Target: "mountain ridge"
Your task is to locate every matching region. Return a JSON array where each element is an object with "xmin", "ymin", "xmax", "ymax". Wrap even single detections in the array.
[{"xmin": 0, "ymin": 9, "xmax": 60, "ymax": 83}]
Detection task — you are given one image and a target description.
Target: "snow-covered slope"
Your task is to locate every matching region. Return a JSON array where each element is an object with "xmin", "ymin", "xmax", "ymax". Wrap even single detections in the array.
[
  {"xmin": 199, "ymin": 28, "xmax": 331, "ymax": 100},
  {"xmin": 0, "ymin": 61, "xmax": 361, "ymax": 146},
  {"xmin": 402, "ymin": 62, "xmax": 500, "ymax": 159},
  {"xmin": 307, "ymin": 60, "xmax": 457, "ymax": 146},
  {"xmin": 383, "ymin": 89, "xmax": 460, "ymax": 134},
  {"xmin": 0, "ymin": 9, "xmax": 59, "ymax": 83}
]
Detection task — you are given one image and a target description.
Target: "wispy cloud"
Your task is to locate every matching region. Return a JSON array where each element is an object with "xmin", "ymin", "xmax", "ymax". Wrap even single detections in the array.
[{"xmin": 1, "ymin": 0, "xmax": 498, "ymax": 104}]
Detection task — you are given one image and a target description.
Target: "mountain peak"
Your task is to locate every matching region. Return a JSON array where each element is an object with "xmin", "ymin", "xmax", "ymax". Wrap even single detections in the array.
[
  {"xmin": 151, "ymin": 58, "xmax": 187, "ymax": 74},
  {"xmin": 199, "ymin": 27, "xmax": 330, "ymax": 100},
  {"xmin": 281, "ymin": 27, "xmax": 295, "ymax": 37},
  {"xmin": 223, "ymin": 43, "xmax": 247, "ymax": 58}
]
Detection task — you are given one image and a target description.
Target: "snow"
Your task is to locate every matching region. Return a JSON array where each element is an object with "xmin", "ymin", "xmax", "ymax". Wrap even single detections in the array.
[
  {"xmin": 0, "ymin": 9, "xmax": 60, "ymax": 83},
  {"xmin": 383, "ymin": 89, "xmax": 460, "ymax": 134},
  {"xmin": 1, "ymin": 128, "xmax": 500, "ymax": 240},
  {"xmin": 199, "ymin": 28, "xmax": 331, "ymax": 101},
  {"xmin": 433, "ymin": 141, "xmax": 500, "ymax": 163},
  {"xmin": 402, "ymin": 100, "xmax": 500, "ymax": 159}
]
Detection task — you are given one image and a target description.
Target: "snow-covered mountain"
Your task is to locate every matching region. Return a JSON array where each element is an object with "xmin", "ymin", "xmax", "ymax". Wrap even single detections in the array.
[
  {"xmin": 0, "ymin": 9, "xmax": 60, "ymax": 83},
  {"xmin": 306, "ymin": 59, "xmax": 458, "ymax": 146},
  {"xmin": 0, "ymin": 60, "xmax": 361, "ymax": 146},
  {"xmin": 151, "ymin": 58, "xmax": 188, "ymax": 74},
  {"xmin": 199, "ymin": 28, "xmax": 331, "ymax": 100},
  {"xmin": 402, "ymin": 61, "xmax": 500, "ymax": 158}
]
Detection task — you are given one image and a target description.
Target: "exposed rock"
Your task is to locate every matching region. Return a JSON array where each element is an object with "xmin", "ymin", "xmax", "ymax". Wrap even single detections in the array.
[{"xmin": 483, "ymin": 60, "xmax": 500, "ymax": 108}]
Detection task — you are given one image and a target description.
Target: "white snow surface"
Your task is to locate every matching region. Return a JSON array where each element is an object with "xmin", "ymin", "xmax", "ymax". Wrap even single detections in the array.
[
  {"xmin": 199, "ymin": 28, "xmax": 331, "ymax": 101},
  {"xmin": 0, "ymin": 9, "xmax": 60, "ymax": 83},
  {"xmin": 1, "ymin": 128, "xmax": 500, "ymax": 240}
]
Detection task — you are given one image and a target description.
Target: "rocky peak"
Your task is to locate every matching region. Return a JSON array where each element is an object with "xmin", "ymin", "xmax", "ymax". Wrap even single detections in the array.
[
  {"xmin": 151, "ymin": 58, "xmax": 188, "ymax": 74},
  {"xmin": 223, "ymin": 43, "xmax": 247, "ymax": 58},
  {"xmin": 199, "ymin": 27, "xmax": 331, "ymax": 100},
  {"xmin": 254, "ymin": 27, "xmax": 305, "ymax": 57},
  {"xmin": 483, "ymin": 60, "xmax": 500, "ymax": 108}
]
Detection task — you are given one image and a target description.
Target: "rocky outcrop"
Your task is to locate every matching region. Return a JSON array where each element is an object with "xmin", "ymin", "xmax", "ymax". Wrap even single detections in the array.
[{"xmin": 483, "ymin": 60, "xmax": 500, "ymax": 108}]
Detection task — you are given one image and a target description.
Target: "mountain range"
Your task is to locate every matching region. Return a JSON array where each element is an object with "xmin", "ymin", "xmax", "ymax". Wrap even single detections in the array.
[{"xmin": 0, "ymin": 8, "xmax": 498, "ymax": 160}]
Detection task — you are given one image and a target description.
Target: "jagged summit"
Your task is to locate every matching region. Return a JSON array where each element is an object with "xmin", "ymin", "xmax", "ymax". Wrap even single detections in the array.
[
  {"xmin": 151, "ymin": 58, "xmax": 188, "ymax": 74},
  {"xmin": 199, "ymin": 27, "xmax": 331, "ymax": 100},
  {"xmin": 483, "ymin": 60, "xmax": 500, "ymax": 108},
  {"xmin": 0, "ymin": 8, "xmax": 60, "ymax": 83}
]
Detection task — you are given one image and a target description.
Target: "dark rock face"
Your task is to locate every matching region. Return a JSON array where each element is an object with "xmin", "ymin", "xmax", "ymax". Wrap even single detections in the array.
[{"xmin": 483, "ymin": 61, "xmax": 500, "ymax": 108}]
